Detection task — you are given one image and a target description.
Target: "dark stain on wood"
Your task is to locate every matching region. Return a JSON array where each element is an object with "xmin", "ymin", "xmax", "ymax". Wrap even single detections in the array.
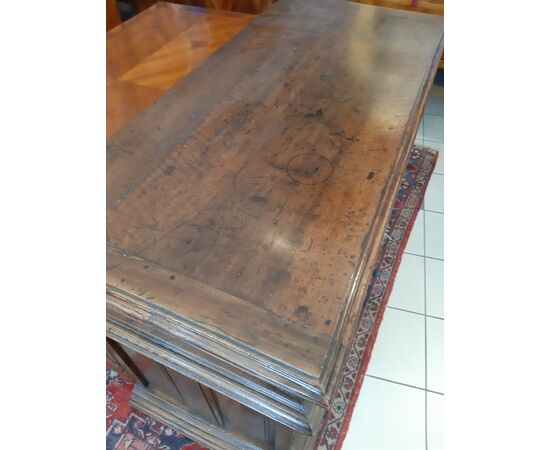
[
  {"xmin": 164, "ymin": 165, "xmax": 176, "ymax": 176},
  {"xmin": 304, "ymin": 108, "xmax": 324, "ymax": 118},
  {"xmin": 250, "ymin": 195, "xmax": 268, "ymax": 204},
  {"xmin": 295, "ymin": 305, "xmax": 311, "ymax": 320},
  {"xmin": 286, "ymin": 154, "xmax": 334, "ymax": 185}
]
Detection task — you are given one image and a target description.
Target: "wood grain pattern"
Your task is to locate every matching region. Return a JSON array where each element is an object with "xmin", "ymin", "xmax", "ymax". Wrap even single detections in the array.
[{"xmin": 107, "ymin": 3, "xmax": 253, "ymax": 138}]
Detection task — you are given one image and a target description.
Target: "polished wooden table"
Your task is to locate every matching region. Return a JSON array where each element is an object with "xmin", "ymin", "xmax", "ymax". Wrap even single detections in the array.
[
  {"xmin": 107, "ymin": 2, "xmax": 253, "ymax": 139},
  {"xmin": 107, "ymin": 1, "xmax": 443, "ymax": 449}
]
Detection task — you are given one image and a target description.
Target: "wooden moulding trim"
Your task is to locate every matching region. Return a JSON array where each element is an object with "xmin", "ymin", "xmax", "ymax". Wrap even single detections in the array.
[
  {"xmin": 317, "ymin": 30, "xmax": 445, "ymax": 404},
  {"xmin": 106, "ymin": 248, "xmax": 329, "ymax": 379},
  {"xmin": 107, "ymin": 304, "xmax": 309, "ymax": 415},
  {"xmin": 108, "ymin": 320, "xmax": 314, "ymax": 435},
  {"xmin": 106, "ymin": 275, "xmax": 328, "ymax": 406},
  {"xmin": 131, "ymin": 384, "xmax": 267, "ymax": 450}
]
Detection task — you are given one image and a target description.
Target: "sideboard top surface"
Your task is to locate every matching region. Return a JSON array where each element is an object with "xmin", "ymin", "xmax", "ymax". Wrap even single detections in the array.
[{"xmin": 107, "ymin": 0, "xmax": 443, "ymax": 404}]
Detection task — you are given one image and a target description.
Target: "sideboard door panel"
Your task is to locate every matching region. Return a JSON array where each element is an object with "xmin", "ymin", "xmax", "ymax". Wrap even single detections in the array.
[{"xmin": 118, "ymin": 343, "xmax": 296, "ymax": 449}]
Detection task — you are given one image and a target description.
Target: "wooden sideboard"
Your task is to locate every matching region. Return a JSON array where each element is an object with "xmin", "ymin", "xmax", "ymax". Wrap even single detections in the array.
[{"xmin": 106, "ymin": 1, "xmax": 443, "ymax": 448}]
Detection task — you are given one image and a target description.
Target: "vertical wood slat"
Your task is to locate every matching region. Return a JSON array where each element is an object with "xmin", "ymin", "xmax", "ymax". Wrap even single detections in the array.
[
  {"xmin": 107, "ymin": 337, "xmax": 150, "ymax": 387},
  {"xmin": 264, "ymin": 416, "xmax": 276, "ymax": 449},
  {"xmin": 160, "ymin": 365, "xmax": 190, "ymax": 407},
  {"xmin": 197, "ymin": 383, "xmax": 225, "ymax": 428}
]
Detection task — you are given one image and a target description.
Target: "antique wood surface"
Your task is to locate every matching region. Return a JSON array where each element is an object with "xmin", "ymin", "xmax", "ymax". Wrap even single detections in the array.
[
  {"xmin": 107, "ymin": 2, "xmax": 253, "ymax": 138},
  {"xmin": 353, "ymin": 0, "xmax": 444, "ymax": 68},
  {"xmin": 128, "ymin": 0, "xmax": 444, "ymax": 68},
  {"xmin": 107, "ymin": 0, "xmax": 443, "ymax": 440}
]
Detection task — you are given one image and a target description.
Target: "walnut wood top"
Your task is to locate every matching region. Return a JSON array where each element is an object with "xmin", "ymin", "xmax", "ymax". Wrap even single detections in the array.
[{"xmin": 107, "ymin": 0, "xmax": 443, "ymax": 412}]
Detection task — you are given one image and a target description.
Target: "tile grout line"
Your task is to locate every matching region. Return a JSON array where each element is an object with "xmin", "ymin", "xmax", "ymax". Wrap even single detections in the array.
[
  {"xmin": 422, "ymin": 113, "xmax": 426, "ymax": 140},
  {"xmin": 365, "ymin": 374, "xmax": 443, "ymax": 395},
  {"xmin": 404, "ymin": 251, "xmax": 443, "ymax": 262},
  {"xmin": 423, "ymin": 110, "xmax": 443, "ymax": 118},
  {"xmin": 386, "ymin": 305, "xmax": 443, "ymax": 321},
  {"xmin": 423, "ymin": 166, "xmax": 429, "ymax": 450}
]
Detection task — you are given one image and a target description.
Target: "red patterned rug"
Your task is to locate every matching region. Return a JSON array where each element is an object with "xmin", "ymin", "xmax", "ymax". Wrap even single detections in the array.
[{"xmin": 106, "ymin": 146, "xmax": 438, "ymax": 450}]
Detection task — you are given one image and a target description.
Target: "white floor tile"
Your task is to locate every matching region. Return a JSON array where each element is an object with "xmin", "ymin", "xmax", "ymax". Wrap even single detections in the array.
[
  {"xmin": 427, "ymin": 317, "xmax": 444, "ymax": 393},
  {"xmin": 405, "ymin": 210, "xmax": 424, "ymax": 256},
  {"xmin": 425, "ymin": 174, "xmax": 444, "ymax": 213},
  {"xmin": 425, "ymin": 139, "xmax": 444, "ymax": 175},
  {"xmin": 426, "ymin": 258, "xmax": 444, "ymax": 318},
  {"xmin": 367, "ymin": 308, "xmax": 425, "ymax": 388},
  {"xmin": 343, "ymin": 377, "xmax": 425, "ymax": 450},
  {"xmin": 427, "ymin": 392, "xmax": 444, "ymax": 450},
  {"xmin": 423, "ymin": 114, "xmax": 444, "ymax": 142},
  {"xmin": 425, "ymin": 211, "xmax": 444, "ymax": 260},
  {"xmin": 388, "ymin": 254, "xmax": 425, "ymax": 314},
  {"xmin": 416, "ymin": 116, "xmax": 424, "ymax": 140},
  {"xmin": 424, "ymin": 95, "xmax": 444, "ymax": 116}
]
